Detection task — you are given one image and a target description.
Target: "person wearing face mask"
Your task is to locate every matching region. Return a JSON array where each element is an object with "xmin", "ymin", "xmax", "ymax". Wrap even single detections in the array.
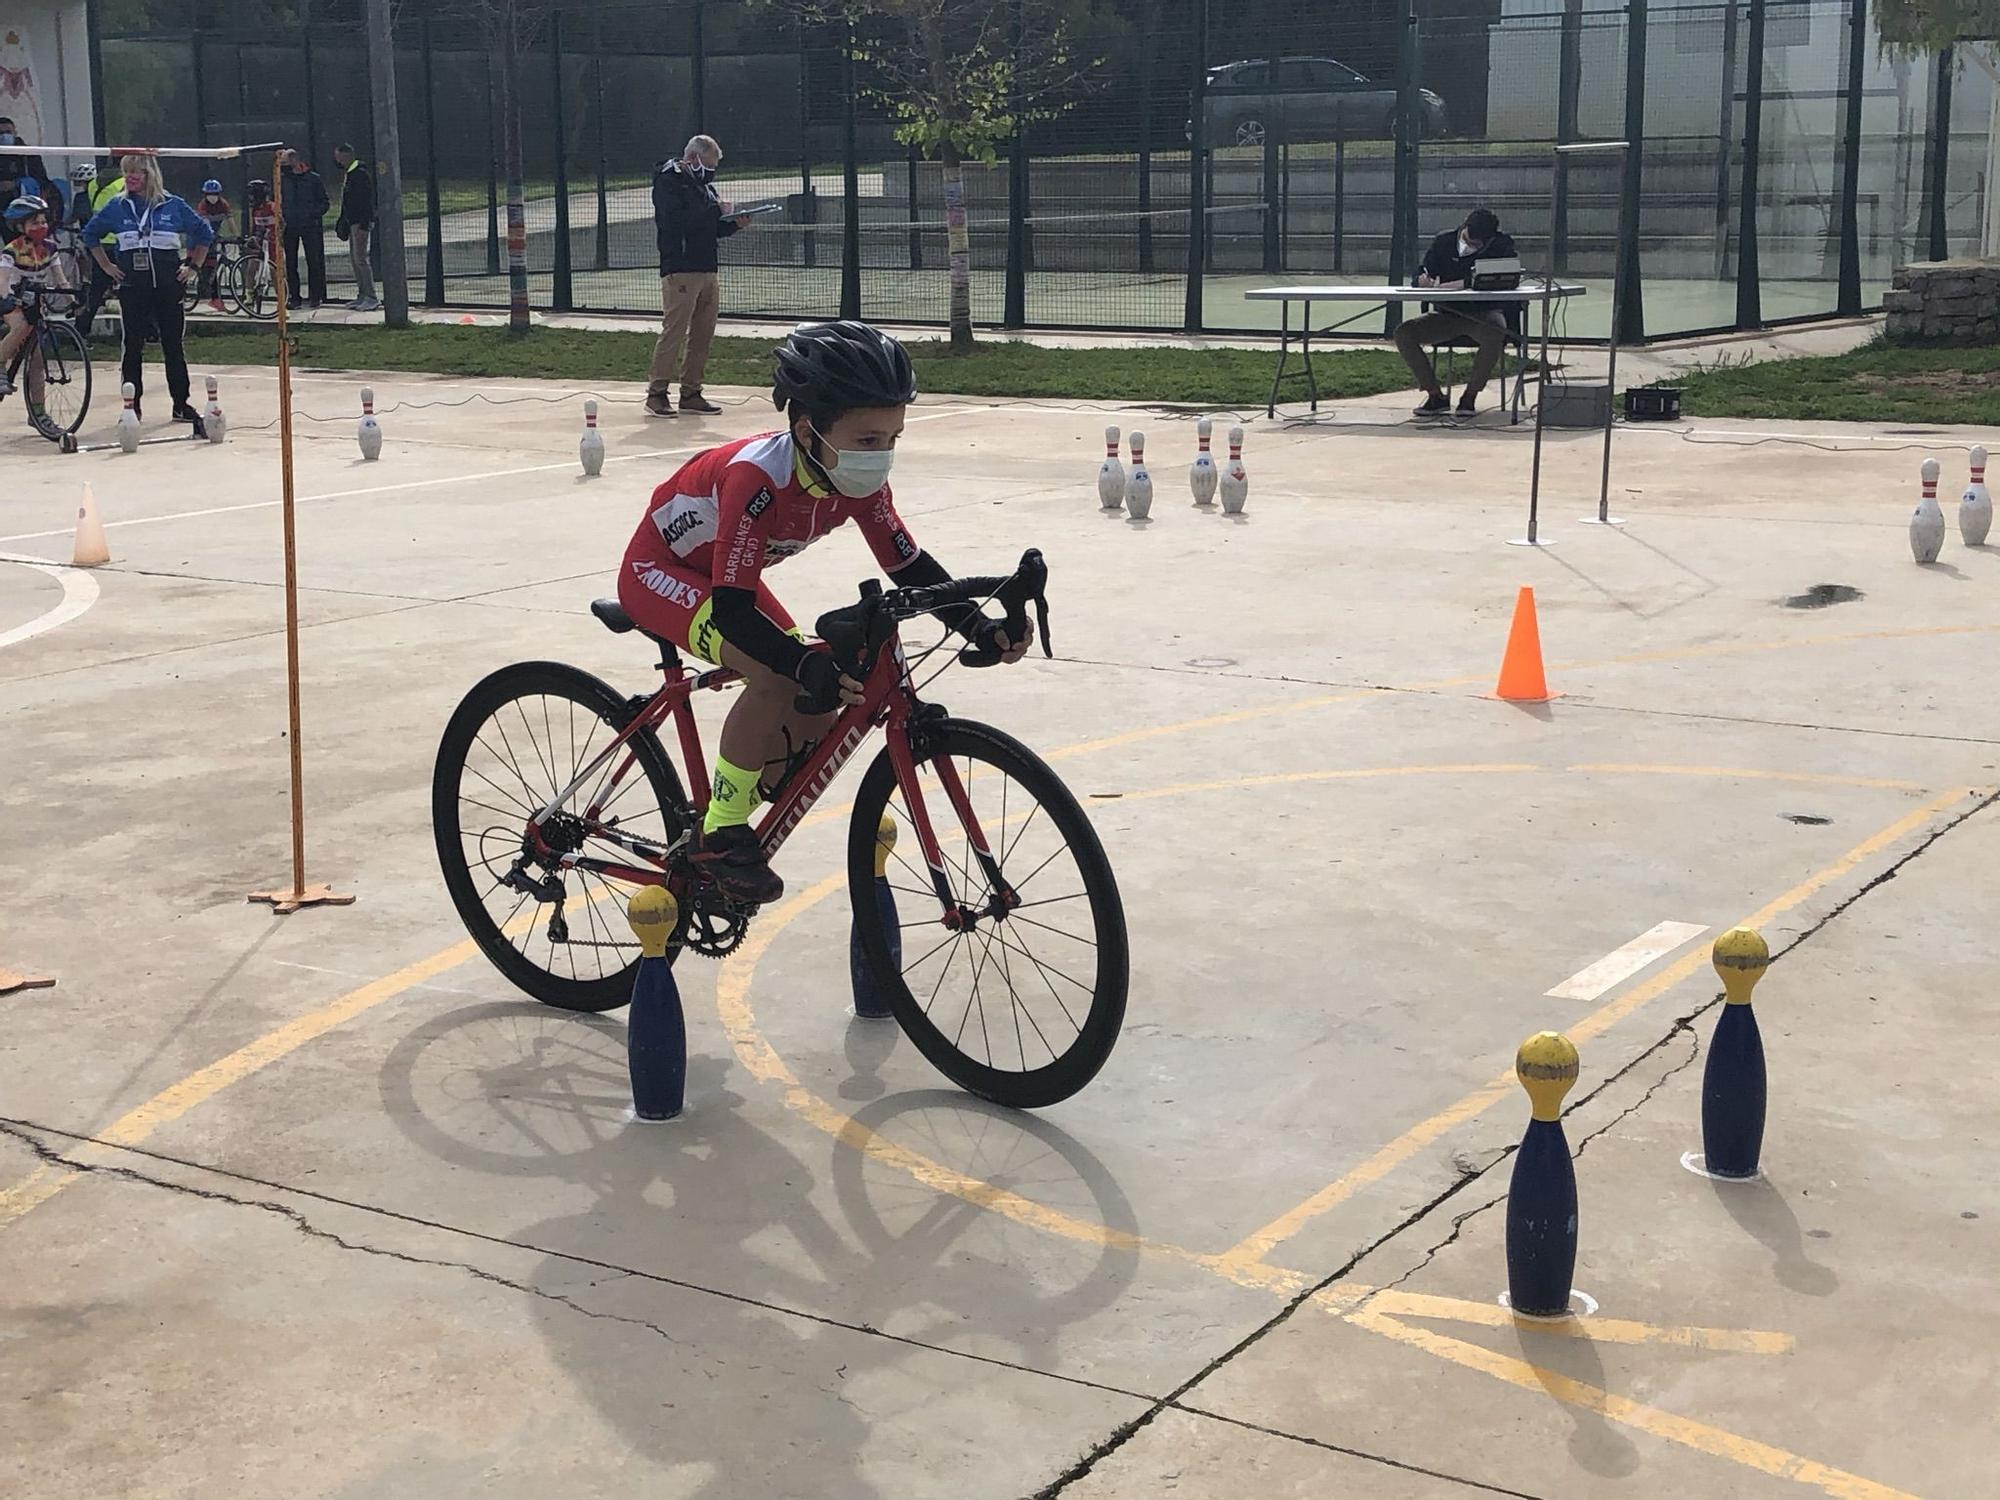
[
  {"xmin": 0, "ymin": 196, "xmax": 71, "ymax": 402},
  {"xmin": 645, "ymin": 133, "xmax": 752, "ymax": 418},
  {"xmin": 1395, "ymin": 206, "xmax": 1521, "ymax": 423},
  {"xmin": 83, "ymin": 153, "xmax": 214, "ymax": 424},
  {"xmin": 615, "ymin": 321, "xmax": 1032, "ymax": 903}
]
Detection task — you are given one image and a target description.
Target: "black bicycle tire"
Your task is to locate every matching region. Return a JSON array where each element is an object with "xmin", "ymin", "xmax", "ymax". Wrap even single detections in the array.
[
  {"xmin": 847, "ymin": 719, "xmax": 1128, "ymax": 1109},
  {"xmin": 433, "ymin": 660, "xmax": 689, "ymax": 1013},
  {"xmin": 27, "ymin": 317, "xmax": 91, "ymax": 442}
]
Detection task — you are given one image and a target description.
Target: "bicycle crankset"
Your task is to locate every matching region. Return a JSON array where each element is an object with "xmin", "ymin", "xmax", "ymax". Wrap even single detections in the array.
[{"xmin": 681, "ymin": 888, "xmax": 754, "ymax": 959}]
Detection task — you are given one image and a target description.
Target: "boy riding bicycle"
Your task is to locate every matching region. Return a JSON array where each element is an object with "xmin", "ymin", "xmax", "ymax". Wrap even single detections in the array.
[{"xmin": 616, "ymin": 320, "xmax": 1032, "ymax": 905}]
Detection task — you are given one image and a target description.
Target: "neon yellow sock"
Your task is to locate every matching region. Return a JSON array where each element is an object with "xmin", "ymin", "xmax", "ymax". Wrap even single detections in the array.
[{"xmin": 703, "ymin": 753, "xmax": 764, "ymax": 835}]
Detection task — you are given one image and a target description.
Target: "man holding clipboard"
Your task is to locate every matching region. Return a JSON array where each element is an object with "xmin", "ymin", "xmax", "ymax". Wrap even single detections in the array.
[{"xmin": 648, "ymin": 133, "xmax": 754, "ymax": 418}]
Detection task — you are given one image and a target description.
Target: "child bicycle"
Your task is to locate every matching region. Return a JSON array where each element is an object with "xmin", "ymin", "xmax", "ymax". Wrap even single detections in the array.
[
  {"xmin": 0, "ymin": 284, "xmax": 91, "ymax": 444},
  {"xmin": 432, "ymin": 549, "xmax": 1129, "ymax": 1109}
]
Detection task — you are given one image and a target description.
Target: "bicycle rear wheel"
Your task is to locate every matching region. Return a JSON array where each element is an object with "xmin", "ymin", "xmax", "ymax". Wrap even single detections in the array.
[
  {"xmin": 28, "ymin": 318, "xmax": 91, "ymax": 441},
  {"xmin": 848, "ymin": 719, "xmax": 1128, "ymax": 1109},
  {"xmin": 433, "ymin": 661, "xmax": 691, "ymax": 1012}
]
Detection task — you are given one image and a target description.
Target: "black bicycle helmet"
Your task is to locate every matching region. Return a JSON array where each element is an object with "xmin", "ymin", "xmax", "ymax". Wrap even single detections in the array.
[
  {"xmin": 771, "ymin": 320, "xmax": 917, "ymax": 416},
  {"xmin": 5, "ymin": 194, "xmax": 49, "ymax": 225}
]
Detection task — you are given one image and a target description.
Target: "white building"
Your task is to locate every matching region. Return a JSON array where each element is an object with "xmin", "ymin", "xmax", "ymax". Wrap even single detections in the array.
[{"xmin": 1, "ymin": 0, "xmax": 95, "ymax": 170}]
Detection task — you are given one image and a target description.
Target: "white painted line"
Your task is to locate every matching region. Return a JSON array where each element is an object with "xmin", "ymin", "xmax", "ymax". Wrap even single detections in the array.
[
  {"xmin": 0, "ymin": 553, "xmax": 102, "ymax": 651},
  {"xmin": 1545, "ymin": 920, "xmax": 1709, "ymax": 1002},
  {"xmin": 0, "ymin": 405, "xmax": 975, "ymax": 545}
]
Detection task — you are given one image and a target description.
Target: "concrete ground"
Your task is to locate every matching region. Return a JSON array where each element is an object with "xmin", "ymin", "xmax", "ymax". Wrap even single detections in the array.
[{"xmin": 1, "ymin": 351, "xmax": 1995, "ymax": 1499}]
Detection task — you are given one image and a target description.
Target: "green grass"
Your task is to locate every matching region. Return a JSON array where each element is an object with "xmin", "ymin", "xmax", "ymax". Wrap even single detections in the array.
[
  {"xmin": 1676, "ymin": 340, "xmax": 2000, "ymax": 426},
  {"xmin": 180, "ymin": 322, "xmax": 1410, "ymax": 404}
]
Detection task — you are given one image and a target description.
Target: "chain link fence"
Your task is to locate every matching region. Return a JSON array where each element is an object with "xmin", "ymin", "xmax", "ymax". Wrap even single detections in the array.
[{"xmin": 98, "ymin": 0, "xmax": 1993, "ymax": 342}]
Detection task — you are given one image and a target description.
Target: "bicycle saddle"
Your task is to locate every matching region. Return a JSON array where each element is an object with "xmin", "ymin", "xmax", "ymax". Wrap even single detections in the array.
[{"xmin": 591, "ymin": 598, "xmax": 681, "ymax": 658}]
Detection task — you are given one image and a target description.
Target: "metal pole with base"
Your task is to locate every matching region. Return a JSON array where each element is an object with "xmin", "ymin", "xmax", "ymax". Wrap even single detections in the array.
[
  {"xmin": 1567, "ymin": 140, "xmax": 1630, "ymax": 527},
  {"xmin": 249, "ymin": 147, "xmax": 354, "ymax": 919},
  {"xmin": 1516, "ymin": 139, "xmax": 1629, "ymax": 545}
]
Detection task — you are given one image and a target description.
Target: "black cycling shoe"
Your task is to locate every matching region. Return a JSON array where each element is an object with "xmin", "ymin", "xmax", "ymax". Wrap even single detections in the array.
[
  {"xmin": 1413, "ymin": 393, "xmax": 1450, "ymax": 419},
  {"xmin": 689, "ymin": 822, "xmax": 784, "ymax": 905}
]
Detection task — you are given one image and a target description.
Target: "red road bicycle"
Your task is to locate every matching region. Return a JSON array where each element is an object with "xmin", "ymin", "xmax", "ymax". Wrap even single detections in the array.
[{"xmin": 432, "ymin": 550, "xmax": 1129, "ymax": 1108}]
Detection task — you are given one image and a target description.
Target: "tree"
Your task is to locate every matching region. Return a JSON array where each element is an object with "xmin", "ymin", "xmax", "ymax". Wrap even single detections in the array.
[
  {"xmin": 775, "ymin": 0, "xmax": 1098, "ymax": 350},
  {"xmin": 364, "ymin": 0, "xmax": 412, "ymax": 327},
  {"xmin": 1877, "ymin": 1, "xmax": 2000, "ymax": 255},
  {"xmin": 432, "ymin": 0, "xmax": 546, "ymax": 331}
]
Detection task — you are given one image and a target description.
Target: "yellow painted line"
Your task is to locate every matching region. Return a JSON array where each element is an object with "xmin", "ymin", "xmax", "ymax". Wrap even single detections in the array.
[
  {"xmin": 1568, "ymin": 764, "xmax": 1931, "ymax": 793},
  {"xmin": 0, "ymin": 936, "xmax": 483, "ymax": 1229},
  {"xmin": 1331, "ymin": 1288, "xmax": 1793, "ymax": 1354},
  {"xmin": 1215, "ymin": 785, "xmax": 1976, "ymax": 1270},
  {"xmin": 1344, "ymin": 1309, "xmax": 1918, "ymax": 1500}
]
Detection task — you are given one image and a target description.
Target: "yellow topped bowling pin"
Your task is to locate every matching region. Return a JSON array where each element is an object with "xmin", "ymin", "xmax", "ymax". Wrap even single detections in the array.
[
  {"xmin": 1515, "ymin": 1030, "xmax": 1579, "ymax": 1122},
  {"xmin": 1711, "ymin": 924, "xmax": 1769, "ymax": 1006}
]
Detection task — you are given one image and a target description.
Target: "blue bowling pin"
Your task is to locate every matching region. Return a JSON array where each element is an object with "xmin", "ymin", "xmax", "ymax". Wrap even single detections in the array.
[
  {"xmin": 1701, "ymin": 926, "xmax": 1769, "ymax": 1179},
  {"xmin": 849, "ymin": 813, "xmax": 900, "ymax": 1020},
  {"xmin": 1505, "ymin": 1030, "xmax": 1580, "ymax": 1319},
  {"xmin": 626, "ymin": 886, "xmax": 685, "ymax": 1121}
]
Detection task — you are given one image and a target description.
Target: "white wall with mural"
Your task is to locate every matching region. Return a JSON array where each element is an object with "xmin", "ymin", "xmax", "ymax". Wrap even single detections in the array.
[{"xmin": 0, "ymin": 0, "xmax": 93, "ymax": 170}]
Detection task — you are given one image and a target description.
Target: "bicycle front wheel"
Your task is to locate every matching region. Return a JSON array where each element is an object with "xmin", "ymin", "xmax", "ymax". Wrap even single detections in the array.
[
  {"xmin": 29, "ymin": 318, "xmax": 91, "ymax": 441},
  {"xmin": 848, "ymin": 719, "xmax": 1128, "ymax": 1109}
]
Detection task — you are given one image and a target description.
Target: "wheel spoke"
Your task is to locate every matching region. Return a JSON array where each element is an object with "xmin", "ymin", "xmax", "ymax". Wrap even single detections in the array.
[
  {"xmin": 1009, "ymin": 911, "xmax": 1097, "ymax": 950},
  {"xmin": 991, "ymin": 919, "xmax": 1084, "ymax": 1035}
]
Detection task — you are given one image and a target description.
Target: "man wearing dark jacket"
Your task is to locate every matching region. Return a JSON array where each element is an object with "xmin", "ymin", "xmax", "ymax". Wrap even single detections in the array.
[
  {"xmin": 646, "ymin": 134, "xmax": 751, "ymax": 417},
  {"xmin": 0, "ymin": 119, "xmax": 62, "ymax": 219},
  {"xmin": 333, "ymin": 143, "xmax": 378, "ymax": 312},
  {"xmin": 277, "ymin": 149, "xmax": 331, "ymax": 307},
  {"xmin": 1394, "ymin": 207, "xmax": 1522, "ymax": 422}
]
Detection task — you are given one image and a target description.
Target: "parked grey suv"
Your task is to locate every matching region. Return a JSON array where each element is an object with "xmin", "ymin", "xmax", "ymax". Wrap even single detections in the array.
[{"xmin": 1199, "ymin": 57, "xmax": 1448, "ymax": 147}]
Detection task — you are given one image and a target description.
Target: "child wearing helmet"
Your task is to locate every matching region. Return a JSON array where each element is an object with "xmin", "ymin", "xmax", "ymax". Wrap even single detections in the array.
[
  {"xmin": 0, "ymin": 195, "xmax": 69, "ymax": 400},
  {"xmin": 194, "ymin": 179, "xmax": 234, "ymax": 308},
  {"xmin": 615, "ymin": 320, "xmax": 1033, "ymax": 904}
]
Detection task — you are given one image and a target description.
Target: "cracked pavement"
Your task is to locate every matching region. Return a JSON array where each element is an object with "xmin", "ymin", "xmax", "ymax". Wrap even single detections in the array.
[{"xmin": 4, "ymin": 372, "xmax": 1999, "ymax": 1497}]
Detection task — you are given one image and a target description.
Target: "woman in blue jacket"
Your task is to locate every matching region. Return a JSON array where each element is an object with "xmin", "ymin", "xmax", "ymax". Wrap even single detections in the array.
[{"xmin": 83, "ymin": 153, "xmax": 214, "ymax": 424}]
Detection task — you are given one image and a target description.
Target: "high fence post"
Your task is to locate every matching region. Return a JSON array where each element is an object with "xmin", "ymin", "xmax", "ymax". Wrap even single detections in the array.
[
  {"xmin": 1182, "ymin": 0, "xmax": 1208, "ymax": 332},
  {"xmin": 302, "ymin": 18, "xmax": 319, "ymax": 167},
  {"xmin": 907, "ymin": 144, "xmax": 922, "ymax": 270},
  {"xmin": 550, "ymin": 11, "xmax": 573, "ymax": 311},
  {"xmin": 1333, "ymin": 134, "xmax": 1345, "ymax": 271},
  {"xmin": 1713, "ymin": 0, "xmax": 1740, "ymax": 279},
  {"xmin": 1835, "ymin": 0, "xmax": 1864, "ymax": 313},
  {"xmin": 190, "ymin": 31, "xmax": 209, "ymax": 149},
  {"xmin": 692, "ymin": 0, "xmax": 707, "ymax": 129},
  {"xmin": 484, "ymin": 53, "xmax": 501, "ymax": 276},
  {"xmin": 1617, "ymin": 0, "xmax": 1646, "ymax": 343},
  {"xmin": 799, "ymin": 31, "xmax": 815, "ymax": 271},
  {"xmin": 1137, "ymin": 13, "xmax": 1154, "ymax": 274},
  {"xmin": 1734, "ymin": 0, "xmax": 1766, "ymax": 330},
  {"xmin": 1004, "ymin": 0, "xmax": 1028, "ymax": 328},
  {"xmin": 1553, "ymin": 0, "xmax": 1582, "ymax": 277},
  {"xmin": 1261, "ymin": 50, "xmax": 1280, "ymax": 274},
  {"xmin": 840, "ymin": 24, "xmax": 861, "ymax": 320},
  {"xmin": 422, "ymin": 18, "xmax": 444, "ymax": 306},
  {"xmin": 1387, "ymin": 0, "xmax": 1420, "ymax": 336},
  {"xmin": 1927, "ymin": 45, "xmax": 1954, "ymax": 261},
  {"xmin": 593, "ymin": 38, "xmax": 610, "ymax": 273}
]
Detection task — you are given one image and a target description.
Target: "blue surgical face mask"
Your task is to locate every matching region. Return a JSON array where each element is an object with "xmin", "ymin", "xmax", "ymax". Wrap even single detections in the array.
[
  {"xmin": 810, "ymin": 424, "xmax": 895, "ymax": 498},
  {"xmin": 0, "ymin": 133, "xmax": 17, "ymax": 146}
]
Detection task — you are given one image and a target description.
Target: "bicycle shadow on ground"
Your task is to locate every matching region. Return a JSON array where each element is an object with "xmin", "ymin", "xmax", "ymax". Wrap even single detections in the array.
[{"xmin": 378, "ymin": 1003, "xmax": 1141, "ymax": 1495}]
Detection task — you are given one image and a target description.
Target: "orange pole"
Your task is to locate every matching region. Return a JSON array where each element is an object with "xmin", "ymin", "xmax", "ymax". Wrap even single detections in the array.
[{"xmin": 250, "ymin": 149, "xmax": 352, "ymax": 914}]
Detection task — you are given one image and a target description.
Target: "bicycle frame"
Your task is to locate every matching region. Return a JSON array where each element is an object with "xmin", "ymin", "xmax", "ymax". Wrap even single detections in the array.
[{"xmin": 526, "ymin": 630, "xmax": 1006, "ymax": 923}]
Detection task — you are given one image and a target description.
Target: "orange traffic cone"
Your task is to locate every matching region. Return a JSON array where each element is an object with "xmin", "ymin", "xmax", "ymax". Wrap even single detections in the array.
[
  {"xmin": 1494, "ymin": 585, "xmax": 1554, "ymax": 702},
  {"xmin": 456, "ymin": 313, "xmax": 477, "ymax": 325}
]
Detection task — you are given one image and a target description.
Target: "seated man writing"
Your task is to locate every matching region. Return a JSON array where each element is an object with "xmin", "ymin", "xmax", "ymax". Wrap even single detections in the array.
[{"xmin": 1394, "ymin": 206, "xmax": 1521, "ymax": 423}]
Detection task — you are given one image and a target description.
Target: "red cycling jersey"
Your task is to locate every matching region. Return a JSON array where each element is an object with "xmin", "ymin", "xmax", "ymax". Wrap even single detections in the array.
[
  {"xmin": 617, "ymin": 428, "xmax": 921, "ymax": 660},
  {"xmin": 638, "ymin": 428, "xmax": 918, "ymax": 587}
]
